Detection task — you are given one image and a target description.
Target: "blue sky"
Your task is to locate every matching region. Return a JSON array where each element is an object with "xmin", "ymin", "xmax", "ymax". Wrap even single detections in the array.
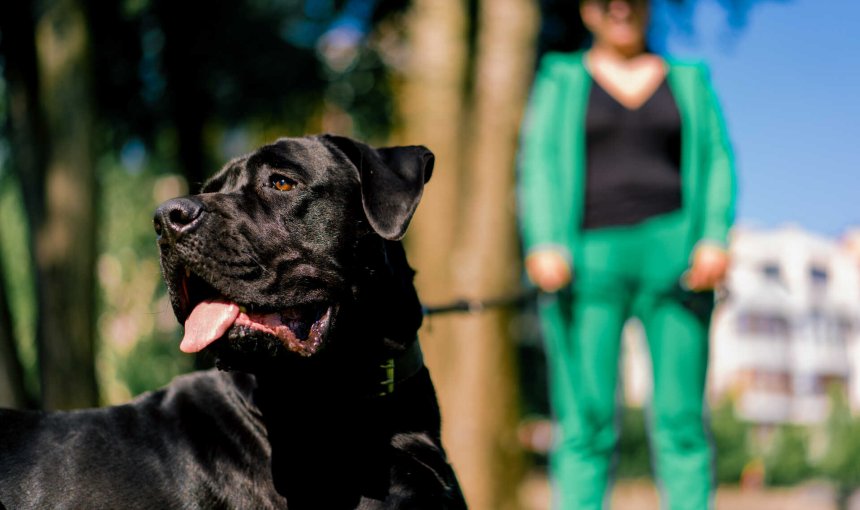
[{"xmin": 651, "ymin": 0, "xmax": 860, "ymax": 238}]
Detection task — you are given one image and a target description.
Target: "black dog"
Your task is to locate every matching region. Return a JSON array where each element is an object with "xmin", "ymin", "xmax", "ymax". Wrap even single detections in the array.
[{"xmin": 0, "ymin": 135, "xmax": 466, "ymax": 509}]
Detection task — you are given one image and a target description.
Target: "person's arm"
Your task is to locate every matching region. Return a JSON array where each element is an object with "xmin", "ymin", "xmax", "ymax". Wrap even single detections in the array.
[
  {"xmin": 688, "ymin": 64, "xmax": 736, "ymax": 291},
  {"xmin": 698, "ymin": 64, "xmax": 736, "ymax": 247},
  {"xmin": 517, "ymin": 55, "xmax": 573, "ymax": 290}
]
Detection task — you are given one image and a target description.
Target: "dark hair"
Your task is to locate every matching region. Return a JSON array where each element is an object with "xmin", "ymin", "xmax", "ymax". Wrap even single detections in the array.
[{"xmin": 580, "ymin": 0, "xmax": 648, "ymax": 5}]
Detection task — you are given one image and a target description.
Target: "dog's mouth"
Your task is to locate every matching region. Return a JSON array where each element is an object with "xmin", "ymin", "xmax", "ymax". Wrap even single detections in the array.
[{"xmin": 175, "ymin": 270, "xmax": 335, "ymax": 357}]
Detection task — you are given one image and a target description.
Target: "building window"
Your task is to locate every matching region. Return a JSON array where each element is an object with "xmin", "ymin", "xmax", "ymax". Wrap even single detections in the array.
[
  {"xmin": 737, "ymin": 312, "xmax": 790, "ymax": 336},
  {"xmin": 761, "ymin": 262, "xmax": 781, "ymax": 282},
  {"xmin": 809, "ymin": 264, "xmax": 829, "ymax": 286}
]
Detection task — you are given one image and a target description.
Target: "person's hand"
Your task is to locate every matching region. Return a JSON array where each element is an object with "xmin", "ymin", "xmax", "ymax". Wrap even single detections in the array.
[
  {"xmin": 525, "ymin": 250, "xmax": 572, "ymax": 293},
  {"xmin": 686, "ymin": 244, "xmax": 729, "ymax": 291}
]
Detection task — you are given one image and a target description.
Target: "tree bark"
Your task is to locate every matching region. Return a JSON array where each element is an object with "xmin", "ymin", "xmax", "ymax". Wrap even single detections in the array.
[
  {"xmin": 398, "ymin": 0, "xmax": 469, "ymax": 408},
  {"xmin": 398, "ymin": 1, "xmax": 538, "ymax": 508},
  {"xmin": 446, "ymin": 1, "xmax": 538, "ymax": 508},
  {"xmin": 31, "ymin": 0, "xmax": 99, "ymax": 410}
]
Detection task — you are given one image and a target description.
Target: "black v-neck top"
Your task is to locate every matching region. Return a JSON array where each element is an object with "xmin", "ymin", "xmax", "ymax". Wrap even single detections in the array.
[{"xmin": 582, "ymin": 77, "xmax": 682, "ymax": 230}]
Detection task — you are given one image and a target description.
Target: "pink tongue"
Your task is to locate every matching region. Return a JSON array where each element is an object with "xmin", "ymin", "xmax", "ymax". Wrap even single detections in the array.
[{"xmin": 180, "ymin": 300, "xmax": 240, "ymax": 353}]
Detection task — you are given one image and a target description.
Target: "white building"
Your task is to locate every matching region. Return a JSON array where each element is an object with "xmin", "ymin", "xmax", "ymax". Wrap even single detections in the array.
[{"xmin": 710, "ymin": 226, "xmax": 860, "ymax": 424}]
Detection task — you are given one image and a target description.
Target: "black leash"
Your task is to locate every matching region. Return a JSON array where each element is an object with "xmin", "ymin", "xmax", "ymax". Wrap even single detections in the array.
[
  {"xmin": 422, "ymin": 288, "xmax": 540, "ymax": 316},
  {"xmin": 421, "ymin": 282, "xmax": 720, "ymax": 318}
]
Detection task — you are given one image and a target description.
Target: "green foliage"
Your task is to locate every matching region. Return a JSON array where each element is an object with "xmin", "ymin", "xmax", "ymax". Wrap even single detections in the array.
[
  {"xmin": 710, "ymin": 399, "xmax": 752, "ymax": 484},
  {"xmin": 764, "ymin": 425, "xmax": 813, "ymax": 486},
  {"xmin": 819, "ymin": 389, "xmax": 860, "ymax": 492},
  {"xmin": 616, "ymin": 406, "xmax": 652, "ymax": 479},
  {"xmin": 0, "ymin": 177, "xmax": 38, "ymax": 397},
  {"xmin": 95, "ymin": 155, "xmax": 192, "ymax": 403},
  {"xmin": 323, "ymin": 47, "xmax": 397, "ymax": 142},
  {"xmin": 86, "ymin": 0, "xmax": 402, "ymax": 152},
  {"xmin": 115, "ymin": 331, "xmax": 192, "ymax": 398}
]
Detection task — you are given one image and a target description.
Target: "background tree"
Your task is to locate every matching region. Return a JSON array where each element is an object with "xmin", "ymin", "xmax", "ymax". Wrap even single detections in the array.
[
  {"xmin": 819, "ymin": 389, "xmax": 860, "ymax": 510},
  {"xmin": 398, "ymin": 0, "xmax": 538, "ymax": 507},
  {"xmin": 0, "ymin": 0, "xmax": 99, "ymax": 410}
]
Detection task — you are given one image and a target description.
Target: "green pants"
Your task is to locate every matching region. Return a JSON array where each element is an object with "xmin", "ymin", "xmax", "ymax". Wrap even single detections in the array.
[{"xmin": 540, "ymin": 212, "xmax": 714, "ymax": 510}]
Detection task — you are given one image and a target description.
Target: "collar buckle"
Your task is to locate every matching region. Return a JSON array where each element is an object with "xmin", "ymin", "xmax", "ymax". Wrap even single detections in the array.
[{"xmin": 378, "ymin": 358, "xmax": 396, "ymax": 397}]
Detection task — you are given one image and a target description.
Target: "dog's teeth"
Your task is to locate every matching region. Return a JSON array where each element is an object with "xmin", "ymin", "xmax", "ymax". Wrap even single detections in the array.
[
  {"xmin": 239, "ymin": 306, "xmax": 247, "ymax": 313},
  {"xmin": 185, "ymin": 267, "xmax": 192, "ymax": 278}
]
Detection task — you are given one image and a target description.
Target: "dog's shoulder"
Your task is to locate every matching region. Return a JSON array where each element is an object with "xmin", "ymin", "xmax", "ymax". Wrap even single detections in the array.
[
  {"xmin": 0, "ymin": 369, "xmax": 276, "ymax": 509},
  {"xmin": 153, "ymin": 368, "xmax": 258, "ymax": 413}
]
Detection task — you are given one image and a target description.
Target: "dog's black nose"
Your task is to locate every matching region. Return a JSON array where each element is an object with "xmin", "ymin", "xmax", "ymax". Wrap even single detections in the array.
[{"xmin": 154, "ymin": 197, "xmax": 205, "ymax": 240}]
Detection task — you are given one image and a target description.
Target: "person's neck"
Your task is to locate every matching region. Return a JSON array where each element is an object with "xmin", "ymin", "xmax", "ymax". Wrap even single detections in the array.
[{"xmin": 589, "ymin": 41, "xmax": 647, "ymax": 63}]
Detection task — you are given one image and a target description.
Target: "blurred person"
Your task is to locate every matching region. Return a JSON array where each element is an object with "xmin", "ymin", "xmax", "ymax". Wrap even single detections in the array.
[{"xmin": 517, "ymin": 0, "xmax": 735, "ymax": 509}]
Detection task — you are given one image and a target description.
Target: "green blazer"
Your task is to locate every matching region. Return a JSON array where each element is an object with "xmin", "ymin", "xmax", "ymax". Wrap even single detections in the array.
[{"xmin": 518, "ymin": 51, "xmax": 736, "ymax": 262}]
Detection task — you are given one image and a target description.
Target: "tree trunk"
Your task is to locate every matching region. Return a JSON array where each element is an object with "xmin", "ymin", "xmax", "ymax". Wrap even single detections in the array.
[
  {"xmin": 446, "ymin": 1, "xmax": 538, "ymax": 508},
  {"xmin": 31, "ymin": 0, "xmax": 99, "ymax": 410},
  {"xmin": 398, "ymin": 0, "xmax": 469, "ymax": 414},
  {"xmin": 398, "ymin": 1, "xmax": 538, "ymax": 508}
]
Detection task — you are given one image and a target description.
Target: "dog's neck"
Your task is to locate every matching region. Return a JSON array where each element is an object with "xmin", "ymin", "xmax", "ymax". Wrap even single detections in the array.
[{"xmin": 247, "ymin": 338, "xmax": 438, "ymax": 507}]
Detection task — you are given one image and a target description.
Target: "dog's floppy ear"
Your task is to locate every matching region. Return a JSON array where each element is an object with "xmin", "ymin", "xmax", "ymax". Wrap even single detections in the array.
[{"xmin": 322, "ymin": 134, "xmax": 434, "ymax": 240}]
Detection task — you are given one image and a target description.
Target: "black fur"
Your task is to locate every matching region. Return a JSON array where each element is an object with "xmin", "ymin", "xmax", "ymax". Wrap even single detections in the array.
[{"xmin": 0, "ymin": 135, "xmax": 466, "ymax": 509}]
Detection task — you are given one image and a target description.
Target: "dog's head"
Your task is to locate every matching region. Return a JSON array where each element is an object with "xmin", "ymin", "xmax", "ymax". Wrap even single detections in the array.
[{"xmin": 154, "ymin": 135, "xmax": 433, "ymax": 369}]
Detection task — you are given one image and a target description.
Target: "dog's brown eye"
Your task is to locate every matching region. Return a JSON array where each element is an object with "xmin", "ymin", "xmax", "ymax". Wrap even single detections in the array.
[{"xmin": 271, "ymin": 175, "xmax": 296, "ymax": 191}]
